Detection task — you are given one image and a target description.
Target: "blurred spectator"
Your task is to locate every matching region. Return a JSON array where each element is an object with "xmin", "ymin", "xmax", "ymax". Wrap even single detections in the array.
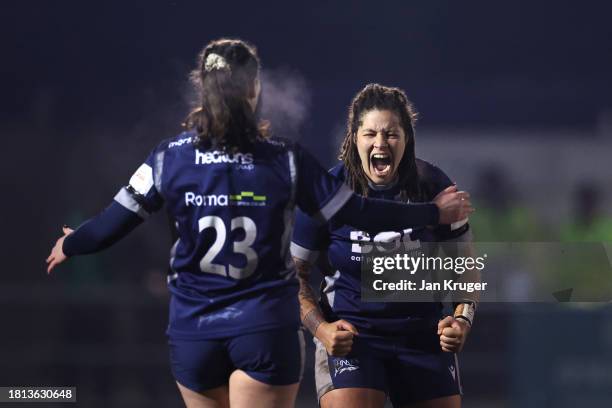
[
  {"xmin": 561, "ymin": 182, "xmax": 612, "ymax": 241},
  {"xmin": 469, "ymin": 164, "xmax": 547, "ymax": 241}
]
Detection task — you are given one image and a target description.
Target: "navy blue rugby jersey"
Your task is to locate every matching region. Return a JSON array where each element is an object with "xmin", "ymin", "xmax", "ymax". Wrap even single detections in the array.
[
  {"xmin": 114, "ymin": 131, "xmax": 354, "ymax": 339},
  {"xmin": 291, "ymin": 160, "xmax": 470, "ymax": 336}
]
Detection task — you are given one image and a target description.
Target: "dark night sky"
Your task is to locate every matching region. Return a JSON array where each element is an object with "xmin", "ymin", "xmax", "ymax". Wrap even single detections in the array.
[{"xmin": 3, "ymin": 0, "xmax": 612, "ymax": 132}]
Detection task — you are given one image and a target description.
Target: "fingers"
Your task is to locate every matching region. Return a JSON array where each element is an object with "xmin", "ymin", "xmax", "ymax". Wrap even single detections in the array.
[
  {"xmin": 439, "ymin": 317, "xmax": 469, "ymax": 352},
  {"xmin": 442, "ymin": 324, "xmax": 463, "ymax": 337},
  {"xmin": 46, "ymin": 229, "xmax": 70, "ymax": 274},
  {"xmin": 332, "ymin": 331, "xmax": 354, "ymax": 342},
  {"xmin": 440, "ymin": 335, "xmax": 462, "ymax": 353},
  {"xmin": 328, "ymin": 331, "xmax": 354, "ymax": 356},
  {"xmin": 336, "ymin": 320, "xmax": 359, "ymax": 335},
  {"xmin": 451, "ymin": 319, "xmax": 468, "ymax": 330},
  {"xmin": 433, "ymin": 185, "xmax": 457, "ymax": 200},
  {"xmin": 326, "ymin": 323, "xmax": 356, "ymax": 356},
  {"xmin": 328, "ymin": 342, "xmax": 353, "ymax": 356},
  {"xmin": 458, "ymin": 196, "xmax": 475, "ymax": 219},
  {"xmin": 437, "ymin": 316, "xmax": 454, "ymax": 335},
  {"xmin": 459, "ymin": 206, "xmax": 475, "ymax": 219},
  {"xmin": 47, "ymin": 258, "xmax": 58, "ymax": 274},
  {"xmin": 440, "ymin": 329, "xmax": 460, "ymax": 342},
  {"xmin": 441, "ymin": 185, "xmax": 458, "ymax": 193},
  {"xmin": 329, "ymin": 347, "xmax": 352, "ymax": 357},
  {"xmin": 456, "ymin": 191, "xmax": 470, "ymax": 200},
  {"xmin": 440, "ymin": 332, "xmax": 462, "ymax": 352}
]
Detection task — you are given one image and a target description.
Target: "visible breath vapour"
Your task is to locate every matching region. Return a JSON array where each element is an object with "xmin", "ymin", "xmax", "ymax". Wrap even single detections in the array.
[{"xmin": 259, "ymin": 68, "xmax": 311, "ymax": 140}]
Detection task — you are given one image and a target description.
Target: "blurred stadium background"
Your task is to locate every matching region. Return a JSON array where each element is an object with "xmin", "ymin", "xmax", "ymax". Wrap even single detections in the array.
[{"xmin": 1, "ymin": 1, "xmax": 611, "ymax": 406}]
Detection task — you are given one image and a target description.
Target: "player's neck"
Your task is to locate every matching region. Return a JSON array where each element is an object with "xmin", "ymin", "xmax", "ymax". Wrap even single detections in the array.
[{"xmin": 368, "ymin": 175, "xmax": 399, "ymax": 191}]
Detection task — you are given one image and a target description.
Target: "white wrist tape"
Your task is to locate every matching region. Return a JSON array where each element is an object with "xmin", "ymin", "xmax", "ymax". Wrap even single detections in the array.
[{"xmin": 454, "ymin": 303, "xmax": 475, "ymax": 326}]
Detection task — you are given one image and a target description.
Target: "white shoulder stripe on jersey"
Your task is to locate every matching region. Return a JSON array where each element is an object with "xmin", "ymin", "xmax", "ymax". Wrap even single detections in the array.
[
  {"xmin": 280, "ymin": 150, "xmax": 299, "ymax": 267},
  {"xmin": 154, "ymin": 150, "xmax": 165, "ymax": 196},
  {"xmin": 114, "ymin": 187, "xmax": 149, "ymax": 219},
  {"xmin": 290, "ymin": 242, "xmax": 320, "ymax": 263},
  {"xmin": 288, "ymin": 150, "xmax": 297, "ymax": 203},
  {"xmin": 451, "ymin": 217, "xmax": 468, "ymax": 231},
  {"xmin": 316, "ymin": 183, "xmax": 353, "ymax": 223}
]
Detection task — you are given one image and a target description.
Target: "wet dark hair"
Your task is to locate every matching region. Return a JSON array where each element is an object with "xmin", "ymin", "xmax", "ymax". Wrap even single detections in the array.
[
  {"xmin": 338, "ymin": 83, "xmax": 422, "ymax": 201},
  {"xmin": 184, "ymin": 38, "xmax": 269, "ymax": 151}
]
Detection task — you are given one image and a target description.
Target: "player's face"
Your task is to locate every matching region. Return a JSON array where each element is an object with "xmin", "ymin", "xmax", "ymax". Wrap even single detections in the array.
[{"xmin": 356, "ymin": 109, "xmax": 406, "ymax": 185}]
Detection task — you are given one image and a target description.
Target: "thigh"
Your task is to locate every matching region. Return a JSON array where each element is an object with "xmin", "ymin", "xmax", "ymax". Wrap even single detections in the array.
[
  {"xmin": 387, "ymin": 349, "xmax": 462, "ymax": 407},
  {"xmin": 168, "ymin": 337, "xmax": 233, "ymax": 394},
  {"xmin": 176, "ymin": 381, "xmax": 229, "ymax": 408},
  {"xmin": 315, "ymin": 336, "xmax": 388, "ymax": 405},
  {"xmin": 227, "ymin": 327, "xmax": 305, "ymax": 386},
  {"xmin": 320, "ymin": 388, "xmax": 387, "ymax": 408},
  {"xmin": 229, "ymin": 369, "xmax": 299, "ymax": 408}
]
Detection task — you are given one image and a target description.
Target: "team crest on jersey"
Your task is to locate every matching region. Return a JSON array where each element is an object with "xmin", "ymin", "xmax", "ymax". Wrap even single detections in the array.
[{"xmin": 333, "ymin": 358, "xmax": 360, "ymax": 376}]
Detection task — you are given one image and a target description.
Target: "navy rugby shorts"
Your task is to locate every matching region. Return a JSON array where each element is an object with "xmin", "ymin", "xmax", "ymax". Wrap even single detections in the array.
[
  {"xmin": 314, "ymin": 331, "xmax": 462, "ymax": 406},
  {"xmin": 169, "ymin": 327, "xmax": 305, "ymax": 392}
]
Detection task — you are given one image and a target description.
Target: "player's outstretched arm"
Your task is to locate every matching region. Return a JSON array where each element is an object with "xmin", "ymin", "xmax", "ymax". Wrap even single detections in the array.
[
  {"xmin": 45, "ymin": 201, "xmax": 144, "ymax": 274},
  {"xmin": 332, "ymin": 185, "xmax": 473, "ymax": 232},
  {"xmin": 296, "ymin": 143, "xmax": 473, "ymax": 230}
]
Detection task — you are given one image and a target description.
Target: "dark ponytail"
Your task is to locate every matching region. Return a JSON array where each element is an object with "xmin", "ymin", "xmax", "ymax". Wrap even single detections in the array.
[{"xmin": 184, "ymin": 38, "xmax": 268, "ymax": 151}]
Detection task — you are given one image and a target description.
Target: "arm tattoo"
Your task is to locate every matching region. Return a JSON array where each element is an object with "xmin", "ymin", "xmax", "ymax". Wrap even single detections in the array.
[
  {"xmin": 294, "ymin": 256, "xmax": 326, "ymax": 336},
  {"xmin": 302, "ymin": 309, "xmax": 325, "ymax": 337}
]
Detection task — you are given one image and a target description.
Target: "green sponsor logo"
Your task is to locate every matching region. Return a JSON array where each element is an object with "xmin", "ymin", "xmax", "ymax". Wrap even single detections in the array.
[{"xmin": 229, "ymin": 191, "xmax": 267, "ymax": 206}]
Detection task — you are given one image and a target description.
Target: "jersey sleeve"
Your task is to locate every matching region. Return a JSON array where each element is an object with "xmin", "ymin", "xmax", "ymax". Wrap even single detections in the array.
[
  {"xmin": 113, "ymin": 145, "xmax": 165, "ymax": 219},
  {"xmin": 62, "ymin": 201, "xmax": 143, "ymax": 256},
  {"xmin": 293, "ymin": 144, "xmax": 354, "ymax": 223},
  {"xmin": 422, "ymin": 161, "xmax": 470, "ymax": 240},
  {"xmin": 290, "ymin": 208, "xmax": 330, "ymax": 263}
]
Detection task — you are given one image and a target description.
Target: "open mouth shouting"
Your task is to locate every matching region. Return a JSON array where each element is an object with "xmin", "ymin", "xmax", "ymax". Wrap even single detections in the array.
[{"xmin": 370, "ymin": 152, "xmax": 393, "ymax": 178}]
